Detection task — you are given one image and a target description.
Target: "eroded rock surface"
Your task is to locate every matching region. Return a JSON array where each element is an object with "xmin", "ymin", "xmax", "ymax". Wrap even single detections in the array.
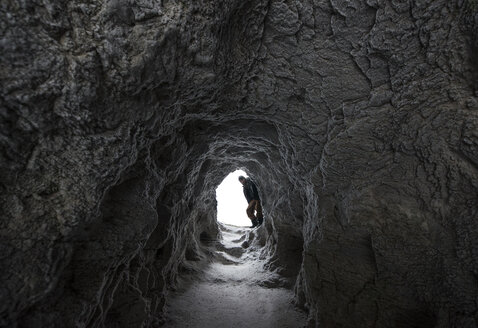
[
  {"xmin": 1, "ymin": 0, "xmax": 478, "ymax": 327},
  {"xmin": 163, "ymin": 223, "xmax": 307, "ymax": 327}
]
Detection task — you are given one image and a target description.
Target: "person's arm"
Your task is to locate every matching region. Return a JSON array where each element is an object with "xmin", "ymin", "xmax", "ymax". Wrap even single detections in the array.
[
  {"xmin": 250, "ymin": 181, "xmax": 259, "ymax": 200},
  {"xmin": 244, "ymin": 187, "xmax": 252, "ymax": 203}
]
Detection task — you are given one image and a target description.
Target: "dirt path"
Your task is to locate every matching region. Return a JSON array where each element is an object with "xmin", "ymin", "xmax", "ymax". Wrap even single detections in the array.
[{"xmin": 162, "ymin": 224, "xmax": 307, "ymax": 327}]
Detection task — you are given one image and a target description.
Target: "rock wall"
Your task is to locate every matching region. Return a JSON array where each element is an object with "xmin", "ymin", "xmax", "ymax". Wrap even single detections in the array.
[{"xmin": 1, "ymin": 0, "xmax": 478, "ymax": 327}]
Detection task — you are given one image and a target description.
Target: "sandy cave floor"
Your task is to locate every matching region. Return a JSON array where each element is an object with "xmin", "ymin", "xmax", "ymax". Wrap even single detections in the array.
[{"xmin": 162, "ymin": 224, "xmax": 307, "ymax": 328}]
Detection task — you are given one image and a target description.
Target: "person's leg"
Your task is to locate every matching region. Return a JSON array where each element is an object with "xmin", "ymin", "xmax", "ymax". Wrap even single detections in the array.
[
  {"xmin": 255, "ymin": 200, "xmax": 264, "ymax": 224},
  {"xmin": 247, "ymin": 200, "xmax": 258, "ymax": 227},
  {"xmin": 246, "ymin": 200, "xmax": 257, "ymax": 220}
]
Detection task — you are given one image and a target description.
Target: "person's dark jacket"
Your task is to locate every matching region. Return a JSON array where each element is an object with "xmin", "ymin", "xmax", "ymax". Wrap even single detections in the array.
[{"xmin": 243, "ymin": 178, "xmax": 260, "ymax": 203}]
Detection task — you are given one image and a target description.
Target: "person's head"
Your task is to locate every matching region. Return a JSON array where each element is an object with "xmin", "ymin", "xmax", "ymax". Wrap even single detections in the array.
[{"xmin": 238, "ymin": 176, "xmax": 246, "ymax": 185}]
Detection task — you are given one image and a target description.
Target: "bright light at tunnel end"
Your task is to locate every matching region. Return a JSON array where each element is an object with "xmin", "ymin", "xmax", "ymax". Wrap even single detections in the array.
[{"xmin": 216, "ymin": 169, "xmax": 251, "ymax": 227}]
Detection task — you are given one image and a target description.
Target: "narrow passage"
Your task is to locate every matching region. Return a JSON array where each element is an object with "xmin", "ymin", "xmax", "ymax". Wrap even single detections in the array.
[{"xmin": 163, "ymin": 224, "xmax": 307, "ymax": 327}]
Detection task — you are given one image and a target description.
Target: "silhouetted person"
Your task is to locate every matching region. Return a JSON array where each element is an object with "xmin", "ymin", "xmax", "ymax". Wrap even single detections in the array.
[{"xmin": 238, "ymin": 176, "xmax": 264, "ymax": 228}]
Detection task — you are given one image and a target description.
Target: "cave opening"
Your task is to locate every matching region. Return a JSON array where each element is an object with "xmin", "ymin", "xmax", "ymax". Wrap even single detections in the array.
[{"xmin": 215, "ymin": 169, "xmax": 250, "ymax": 227}]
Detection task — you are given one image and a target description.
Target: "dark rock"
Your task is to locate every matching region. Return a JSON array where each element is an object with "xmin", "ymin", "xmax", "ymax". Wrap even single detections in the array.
[{"xmin": 1, "ymin": 0, "xmax": 478, "ymax": 327}]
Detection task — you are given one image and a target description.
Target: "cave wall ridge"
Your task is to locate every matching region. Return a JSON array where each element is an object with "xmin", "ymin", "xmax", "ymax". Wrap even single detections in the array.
[{"xmin": 1, "ymin": 0, "xmax": 478, "ymax": 327}]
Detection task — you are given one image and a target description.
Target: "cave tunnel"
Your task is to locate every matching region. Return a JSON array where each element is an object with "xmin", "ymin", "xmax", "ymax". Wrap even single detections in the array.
[{"xmin": 1, "ymin": 0, "xmax": 478, "ymax": 327}]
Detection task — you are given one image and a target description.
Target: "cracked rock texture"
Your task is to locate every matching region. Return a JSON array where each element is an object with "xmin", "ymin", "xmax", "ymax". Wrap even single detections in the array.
[{"xmin": 1, "ymin": 0, "xmax": 478, "ymax": 327}]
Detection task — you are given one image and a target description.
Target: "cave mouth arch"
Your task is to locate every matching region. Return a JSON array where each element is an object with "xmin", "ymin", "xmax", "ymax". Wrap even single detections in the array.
[{"xmin": 215, "ymin": 169, "xmax": 251, "ymax": 227}]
